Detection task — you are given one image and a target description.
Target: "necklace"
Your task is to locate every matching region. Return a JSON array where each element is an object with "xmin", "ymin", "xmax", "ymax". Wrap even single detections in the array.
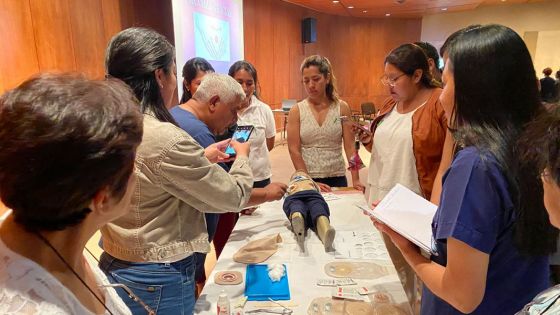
[{"xmin": 35, "ymin": 232, "xmax": 114, "ymax": 315}]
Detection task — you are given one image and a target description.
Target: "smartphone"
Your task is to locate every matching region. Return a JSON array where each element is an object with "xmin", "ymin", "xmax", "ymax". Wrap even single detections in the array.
[{"xmin": 224, "ymin": 125, "xmax": 254, "ymax": 156}]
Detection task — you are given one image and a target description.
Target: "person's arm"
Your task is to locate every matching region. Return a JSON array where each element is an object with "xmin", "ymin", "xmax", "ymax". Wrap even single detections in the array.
[
  {"xmin": 245, "ymin": 182, "xmax": 288, "ymax": 206},
  {"xmin": 430, "ymin": 129, "xmax": 455, "ymax": 205},
  {"xmin": 340, "ymin": 102, "xmax": 365, "ymax": 192},
  {"xmin": 287, "ymin": 104, "xmax": 308, "ymax": 173},
  {"xmin": 264, "ymin": 105, "xmax": 276, "ymax": 151},
  {"xmin": 158, "ymin": 135, "xmax": 253, "ymax": 213},
  {"xmin": 376, "ymin": 224, "xmax": 489, "ymax": 313},
  {"xmin": 266, "ymin": 137, "xmax": 275, "ymax": 151}
]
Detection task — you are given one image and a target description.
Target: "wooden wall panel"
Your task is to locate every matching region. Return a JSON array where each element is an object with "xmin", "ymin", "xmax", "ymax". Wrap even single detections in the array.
[
  {"xmin": 244, "ymin": 0, "xmax": 306, "ymax": 130},
  {"xmin": 29, "ymin": 0, "xmax": 77, "ymax": 72},
  {"xmin": 0, "ymin": 0, "xmax": 171, "ymax": 94},
  {"xmin": 244, "ymin": 0, "xmax": 422, "ymax": 113},
  {"xmin": 131, "ymin": 0, "xmax": 175, "ymax": 45},
  {"xmin": 101, "ymin": 0, "xmax": 134, "ymax": 44},
  {"xmin": 0, "ymin": 0, "xmax": 40, "ymax": 91},
  {"xmin": 68, "ymin": 0, "xmax": 107, "ymax": 79}
]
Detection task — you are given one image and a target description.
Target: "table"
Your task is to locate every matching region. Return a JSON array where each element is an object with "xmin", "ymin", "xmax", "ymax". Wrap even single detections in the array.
[{"xmin": 194, "ymin": 192, "xmax": 412, "ymax": 314}]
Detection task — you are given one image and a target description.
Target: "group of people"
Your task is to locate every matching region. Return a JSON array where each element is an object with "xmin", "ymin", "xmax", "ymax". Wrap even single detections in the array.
[
  {"xmin": 0, "ymin": 23, "xmax": 560, "ymax": 315},
  {"xmin": 540, "ymin": 67, "xmax": 560, "ymax": 104}
]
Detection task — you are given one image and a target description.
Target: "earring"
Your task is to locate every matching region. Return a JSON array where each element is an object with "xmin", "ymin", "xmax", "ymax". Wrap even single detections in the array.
[{"xmin": 160, "ymin": 84, "xmax": 164, "ymax": 89}]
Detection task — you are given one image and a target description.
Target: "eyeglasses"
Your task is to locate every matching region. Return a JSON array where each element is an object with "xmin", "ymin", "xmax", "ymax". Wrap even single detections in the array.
[{"xmin": 380, "ymin": 73, "xmax": 406, "ymax": 87}]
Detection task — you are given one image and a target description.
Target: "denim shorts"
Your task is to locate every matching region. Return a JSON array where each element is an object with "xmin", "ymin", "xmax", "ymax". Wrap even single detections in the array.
[{"xmin": 99, "ymin": 252, "xmax": 196, "ymax": 315}]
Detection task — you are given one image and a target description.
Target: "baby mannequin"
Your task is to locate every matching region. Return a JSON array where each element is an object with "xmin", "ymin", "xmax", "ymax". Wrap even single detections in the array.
[{"xmin": 282, "ymin": 171, "xmax": 335, "ymax": 251}]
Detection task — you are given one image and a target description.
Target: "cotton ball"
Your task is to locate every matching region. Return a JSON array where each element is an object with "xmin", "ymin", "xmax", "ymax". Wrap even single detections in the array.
[{"xmin": 267, "ymin": 264, "xmax": 285, "ymax": 282}]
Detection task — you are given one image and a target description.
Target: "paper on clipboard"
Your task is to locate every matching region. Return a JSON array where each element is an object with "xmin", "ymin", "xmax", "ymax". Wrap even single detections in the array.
[{"xmin": 362, "ymin": 184, "xmax": 437, "ymax": 254}]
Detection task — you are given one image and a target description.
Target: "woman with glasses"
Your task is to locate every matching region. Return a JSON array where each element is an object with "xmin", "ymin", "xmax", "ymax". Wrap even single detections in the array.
[
  {"xmin": 0, "ymin": 74, "xmax": 142, "ymax": 314},
  {"xmin": 287, "ymin": 55, "xmax": 365, "ymax": 192},
  {"xmin": 373, "ymin": 24, "xmax": 557, "ymax": 314},
  {"xmin": 354, "ymin": 43, "xmax": 454, "ymax": 308}
]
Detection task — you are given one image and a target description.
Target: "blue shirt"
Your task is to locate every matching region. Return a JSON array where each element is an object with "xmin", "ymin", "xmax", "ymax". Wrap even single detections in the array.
[{"xmin": 421, "ymin": 146, "xmax": 549, "ymax": 315}]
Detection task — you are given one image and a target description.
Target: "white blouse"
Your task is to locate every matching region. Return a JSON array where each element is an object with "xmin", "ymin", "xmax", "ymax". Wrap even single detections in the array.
[
  {"xmin": 0, "ymin": 220, "xmax": 131, "ymax": 314},
  {"xmin": 237, "ymin": 95, "xmax": 276, "ymax": 182}
]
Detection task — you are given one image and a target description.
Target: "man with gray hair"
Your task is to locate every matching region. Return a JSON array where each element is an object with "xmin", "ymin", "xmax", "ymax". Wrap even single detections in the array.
[{"xmin": 170, "ymin": 73, "xmax": 287, "ymax": 289}]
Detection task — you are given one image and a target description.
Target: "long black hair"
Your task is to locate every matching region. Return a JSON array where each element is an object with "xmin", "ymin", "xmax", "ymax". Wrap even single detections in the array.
[
  {"xmin": 228, "ymin": 60, "xmax": 261, "ymax": 99},
  {"xmin": 180, "ymin": 57, "xmax": 214, "ymax": 104},
  {"xmin": 105, "ymin": 27, "xmax": 177, "ymax": 125},
  {"xmin": 446, "ymin": 24, "xmax": 557, "ymax": 255}
]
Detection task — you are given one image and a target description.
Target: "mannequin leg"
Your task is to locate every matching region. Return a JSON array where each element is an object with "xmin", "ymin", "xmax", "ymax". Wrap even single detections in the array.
[
  {"xmin": 316, "ymin": 216, "xmax": 335, "ymax": 251},
  {"xmin": 290, "ymin": 212, "xmax": 305, "ymax": 244}
]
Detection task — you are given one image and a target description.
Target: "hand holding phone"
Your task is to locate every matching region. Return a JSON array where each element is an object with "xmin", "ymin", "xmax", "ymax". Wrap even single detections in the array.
[
  {"xmin": 228, "ymin": 140, "xmax": 250, "ymax": 158},
  {"xmin": 224, "ymin": 125, "xmax": 254, "ymax": 157}
]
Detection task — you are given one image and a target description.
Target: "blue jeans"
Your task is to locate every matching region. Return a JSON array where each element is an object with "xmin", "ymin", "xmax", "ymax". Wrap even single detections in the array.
[{"xmin": 99, "ymin": 252, "xmax": 196, "ymax": 315}]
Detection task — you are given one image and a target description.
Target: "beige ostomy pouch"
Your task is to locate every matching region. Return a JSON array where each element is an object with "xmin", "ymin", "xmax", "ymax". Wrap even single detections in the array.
[
  {"xmin": 233, "ymin": 234, "xmax": 283, "ymax": 264},
  {"xmin": 307, "ymin": 297, "xmax": 374, "ymax": 315},
  {"xmin": 324, "ymin": 261, "xmax": 390, "ymax": 279},
  {"xmin": 307, "ymin": 294, "xmax": 409, "ymax": 315},
  {"xmin": 214, "ymin": 271, "xmax": 243, "ymax": 285}
]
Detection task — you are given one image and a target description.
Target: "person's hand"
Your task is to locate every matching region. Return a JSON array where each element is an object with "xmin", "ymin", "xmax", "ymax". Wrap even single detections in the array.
[
  {"xmin": 353, "ymin": 179, "xmax": 366, "ymax": 193},
  {"xmin": 374, "ymin": 221, "xmax": 419, "ymax": 255},
  {"xmin": 229, "ymin": 139, "xmax": 250, "ymax": 158},
  {"xmin": 350, "ymin": 123, "xmax": 372, "ymax": 144},
  {"xmin": 264, "ymin": 182, "xmax": 288, "ymax": 201},
  {"xmin": 317, "ymin": 182, "xmax": 332, "ymax": 192},
  {"xmin": 204, "ymin": 139, "xmax": 232, "ymax": 163}
]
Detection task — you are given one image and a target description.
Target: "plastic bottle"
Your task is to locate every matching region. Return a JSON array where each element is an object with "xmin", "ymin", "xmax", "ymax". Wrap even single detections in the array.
[{"xmin": 217, "ymin": 290, "xmax": 230, "ymax": 315}]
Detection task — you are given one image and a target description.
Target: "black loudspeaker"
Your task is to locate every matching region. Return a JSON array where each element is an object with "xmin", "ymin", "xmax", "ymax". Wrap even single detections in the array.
[{"xmin": 302, "ymin": 18, "xmax": 317, "ymax": 43}]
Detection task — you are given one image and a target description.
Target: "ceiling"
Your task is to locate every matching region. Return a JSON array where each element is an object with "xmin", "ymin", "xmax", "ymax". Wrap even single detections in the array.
[{"xmin": 282, "ymin": 0, "xmax": 548, "ymax": 18}]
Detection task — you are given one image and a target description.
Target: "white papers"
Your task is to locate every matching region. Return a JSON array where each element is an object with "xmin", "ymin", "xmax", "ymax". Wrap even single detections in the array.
[
  {"xmin": 321, "ymin": 193, "xmax": 341, "ymax": 201},
  {"xmin": 363, "ymin": 184, "xmax": 437, "ymax": 254},
  {"xmin": 333, "ymin": 231, "xmax": 389, "ymax": 261}
]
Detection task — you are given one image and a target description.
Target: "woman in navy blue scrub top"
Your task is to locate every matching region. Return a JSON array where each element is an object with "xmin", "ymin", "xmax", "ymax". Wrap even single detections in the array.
[{"xmin": 371, "ymin": 24, "xmax": 558, "ymax": 314}]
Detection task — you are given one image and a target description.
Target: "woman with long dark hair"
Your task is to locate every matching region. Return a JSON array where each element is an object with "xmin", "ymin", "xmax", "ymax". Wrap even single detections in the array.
[
  {"xmin": 287, "ymin": 55, "xmax": 365, "ymax": 192},
  {"xmin": 372, "ymin": 24, "xmax": 558, "ymax": 314},
  {"xmin": 100, "ymin": 28, "xmax": 254, "ymax": 314},
  {"xmin": 179, "ymin": 57, "xmax": 215, "ymax": 104},
  {"xmin": 354, "ymin": 43, "xmax": 454, "ymax": 307}
]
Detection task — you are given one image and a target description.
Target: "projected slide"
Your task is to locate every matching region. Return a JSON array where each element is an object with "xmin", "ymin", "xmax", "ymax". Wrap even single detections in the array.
[
  {"xmin": 172, "ymin": 0, "xmax": 244, "ymax": 83},
  {"xmin": 194, "ymin": 12, "xmax": 230, "ymax": 62}
]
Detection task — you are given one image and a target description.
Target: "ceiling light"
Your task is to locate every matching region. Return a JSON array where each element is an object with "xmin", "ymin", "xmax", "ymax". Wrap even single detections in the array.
[
  {"xmin": 332, "ymin": 0, "xmax": 339, "ymax": 3},
  {"xmin": 441, "ymin": 7, "xmax": 448, "ymax": 11},
  {"xmin": 501, "ymin": 0, "xmax": 507, "ymax": 2},
  {"xmin": 348, "ymin": 6, "xmax": 354, "ymax": 9},
  {"xmin": 385, "ymin": 13, "xmax": 391, "ymax": 16},
  {"xmin": 363, "ymin": 10, "xmax": 368, "ymax": 13}
]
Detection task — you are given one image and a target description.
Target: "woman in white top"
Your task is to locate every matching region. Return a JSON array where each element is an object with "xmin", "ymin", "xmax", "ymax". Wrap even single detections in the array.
[
  {"xmin": 0, "ymin": 74, "xmax": 142, "ymax": 314},
  {"xmin": 229, "ymin": 60, "xmax": 277, "ymax": 188},
  {"xmin": 287, "ymin": 55, "xmax": 365, "ymax": 192}
]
